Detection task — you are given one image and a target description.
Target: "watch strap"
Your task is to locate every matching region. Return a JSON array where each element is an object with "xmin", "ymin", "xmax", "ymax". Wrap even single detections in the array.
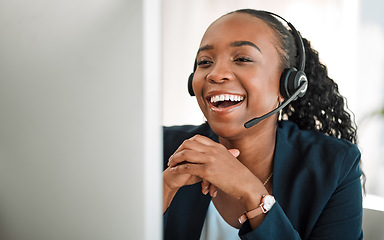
[
  {"xmin": 238, "ymin": 206, "xmax": 264, "ymax": 224},
  {"xmin": 238, "ymin": 194, "xmax": 274, "ymax": 224}
]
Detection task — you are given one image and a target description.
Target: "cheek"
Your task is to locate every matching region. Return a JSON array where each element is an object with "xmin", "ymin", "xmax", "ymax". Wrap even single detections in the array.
[
  {"xmin": 191, "ymin": 72, "xmax": 206, "ymax": 97},
  {"xmin": 245, "ymin": 74, "xmax": 281, "ymax": 109},
  {"xmin": 191, "ymin": 73, "xmax": 208, "ymax": 109}
]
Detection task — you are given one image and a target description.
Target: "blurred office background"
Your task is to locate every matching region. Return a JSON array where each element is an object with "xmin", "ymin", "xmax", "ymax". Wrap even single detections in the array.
[{"xmin": 162, "ymin": 0, "xmax": 384, "ymax": 206}]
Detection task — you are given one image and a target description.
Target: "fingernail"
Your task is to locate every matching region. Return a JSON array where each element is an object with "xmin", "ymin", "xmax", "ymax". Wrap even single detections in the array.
[
  {"xmin": 168, "ymin": 155, "xmax": 173, "ymax": 166},
  {"xmin": 203, "ymin": 189, "xmax": 208, "ymax": 195},
  {"xmin": 212, "ymin": 191, "xmax": 217, "ymax": 198}
]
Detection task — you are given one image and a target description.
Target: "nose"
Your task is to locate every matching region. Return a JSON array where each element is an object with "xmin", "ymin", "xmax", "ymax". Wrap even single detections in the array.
[{"xmin": 206, "ymin": 60, "xmax": 234, "ymax": 84}]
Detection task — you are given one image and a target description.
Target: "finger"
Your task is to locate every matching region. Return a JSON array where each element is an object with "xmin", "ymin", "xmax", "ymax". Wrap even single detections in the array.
[
  {"xmin": 168, "ymin": 149, "xmax": 208, "ymax": 167},
  {"xmin": 201, "ymin": 180, "xmax": 210, "ymax": 195},
  {"xmin": 182, "ymin": 137, "xmax": 220, "ymax": 152},
  {"xmin": 228, "ymin": 149, "xmax": 240, "ymax": 158},
  {"xmin": 168, "ymin": 139, "xmax": 213, "ymax": 167},
  {"xmin": 209, "ymin": 184, "xmax": 218, "ymax": 198},
  {"xmin": 169, "ymin": 162, "xmax": 203, "ymax": 178},
  {"xmin": 177, "ymin": 136, "xmax": 215, "ymax": 152},
  {"xmin": 190, "ymin": 134, "xmax": 221, "ymax": 147},
  {"xmin": 168, "ymin": 135, "xmax": 230, "ymax": 167},
  {"xmin": 167, "ymin": 138, "xmax": 205, "ymax": 164}
]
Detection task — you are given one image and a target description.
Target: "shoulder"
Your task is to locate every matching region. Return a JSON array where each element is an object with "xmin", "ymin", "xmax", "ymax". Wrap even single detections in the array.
[
  {"xmin": 278, "ymin": 120, "xmax": 359, "ymax": 157},
  {"xmin": 274, "ymin": 121, "xmax": 362, "ymax": 234},
  {"xmin": 276, "ymin": 120, "xmax": 361, "ymax": 186}
]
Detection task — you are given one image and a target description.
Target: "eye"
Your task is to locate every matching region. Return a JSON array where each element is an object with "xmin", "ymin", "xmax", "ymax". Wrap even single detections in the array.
[
  {"xmin": 234, "ymin": 57, "xmax": 252, "ymax": 63},
  {"xmin": 197, "ymin": 59, "xmax": 213, "ymax": 67}
]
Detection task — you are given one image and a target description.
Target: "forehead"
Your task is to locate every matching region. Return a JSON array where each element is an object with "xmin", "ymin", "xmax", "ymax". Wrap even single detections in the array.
[{"xmin": 200, "ymin": 13, "xmax": 277, "ymax": 49}]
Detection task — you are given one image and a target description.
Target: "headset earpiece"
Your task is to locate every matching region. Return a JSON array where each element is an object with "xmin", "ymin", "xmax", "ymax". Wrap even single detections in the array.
[
  {"xmin": 188, "ymin": 72, "xmax": 195, "ymax": 96},
  {"xmin": 188, "ymin": 59, "xmax": 197, "ymax": 96},
  {"xmin": 292, "ymin": 70, "xmax": 307, "ymax": 98},
  {"xmin": 280, "ymin": 68, "xmax": 293, "ymax": 100},
  {"xmin": 280, "ymin": 68, "xmax": 308, "ymax": 100}
]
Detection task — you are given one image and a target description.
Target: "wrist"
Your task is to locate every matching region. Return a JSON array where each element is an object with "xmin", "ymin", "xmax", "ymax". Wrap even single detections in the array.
[
  {"xmin": 163, "ymin": 170, "xmax": 179, "ymax": 213},
  {"xmin": 163, "ymin": 179, "xmax": 178, "ymax": 196},
  {"xmin": 163, "ymin": 168, "xmax": 180, "ymax": 191},
  {"xmin": 163, "ymin": 170, "xmax": 180, "ymax": 196},
  {"xmin": 238, "ymin": 194, "xmax": 276, "ymax": 224},
  {"xmin": 239, "ymin": 178, "xmax": 268, "ymax": 210}
]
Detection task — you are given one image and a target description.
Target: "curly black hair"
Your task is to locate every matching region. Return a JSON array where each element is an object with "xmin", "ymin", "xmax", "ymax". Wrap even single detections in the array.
[
  {"xmin": 287, "ymin": 37, "xmax": 358, "ymax": 144},
  {"xmin": 232, "ymin": 9, "xmax": 358, "ymax": 144}
]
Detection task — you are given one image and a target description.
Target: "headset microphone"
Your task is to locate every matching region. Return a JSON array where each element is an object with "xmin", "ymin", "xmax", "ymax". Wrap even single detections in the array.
[{"xmin": 244, "ymin": 80, "xmax": 307, "ymax": 128}]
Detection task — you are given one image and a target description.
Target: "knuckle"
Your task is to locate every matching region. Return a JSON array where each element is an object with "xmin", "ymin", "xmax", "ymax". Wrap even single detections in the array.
[
  {"xmin": 183, "ymin": 164, "xmax": 190, "ymax": 170},
  {"xmin": 182, "ymin": 139, "xmax": 190, "ymax": 146},
  {"xmin": 192, "ymin": 134, "xmax": 204, "ymax": 142},
  {"xmin": 192, "ymin": 134, "xmax": 201, "ymax": 139},
  {"xmin": 178, "ymin": 150, "xmax": 186, "ymax": 157},
  {"xmin": 179, "ymin": 149, "xmax": 190, "ymax": 158},
  {"xmin": 178, "ymin": 163, "xmax": 190, "ymax": 172},
  {"xmin": 183, "ymin": 139, "xmax": 194, "ymax": 148}
]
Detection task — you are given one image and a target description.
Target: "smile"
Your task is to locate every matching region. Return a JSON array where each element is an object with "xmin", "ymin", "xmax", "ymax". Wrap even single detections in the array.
[{"xmin": 207, "ymin": 94, "xmax": 245, "ymax": 110}]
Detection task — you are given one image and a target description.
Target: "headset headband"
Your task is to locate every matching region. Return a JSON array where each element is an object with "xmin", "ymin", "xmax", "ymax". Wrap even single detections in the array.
[{"xmin": 260, "ymin": 11, "xmax": 306, "ymax": 72}]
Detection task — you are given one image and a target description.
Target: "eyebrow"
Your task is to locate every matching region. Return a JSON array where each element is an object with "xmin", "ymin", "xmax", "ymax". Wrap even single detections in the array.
[
  {"xmin": 230, "ymin": 41, "xmax": 262, "ymax": 53},
  {"xmin": 197, "ymin": 45, "xmax": 214, "ymax": 54},
  {"xmin": 197, "ymin": 41, "xmax": 262, "ymax": 54}
]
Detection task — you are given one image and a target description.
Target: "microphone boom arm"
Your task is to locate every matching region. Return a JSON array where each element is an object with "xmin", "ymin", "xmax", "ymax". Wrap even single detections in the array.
[{"xmin": 244, "ymin": 82, "xmax": 307, "ymax": 128}]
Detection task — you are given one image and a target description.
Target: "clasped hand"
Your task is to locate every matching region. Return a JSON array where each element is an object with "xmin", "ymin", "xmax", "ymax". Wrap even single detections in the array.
[{"xmin": 164, "ymin": 134, "xmax": 257, "ymax": 201}]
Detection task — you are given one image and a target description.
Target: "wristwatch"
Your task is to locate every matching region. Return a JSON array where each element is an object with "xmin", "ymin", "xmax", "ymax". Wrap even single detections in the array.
[{"xmin": 238, "ymin": 194, "xmax": 276, "ymax": 224}]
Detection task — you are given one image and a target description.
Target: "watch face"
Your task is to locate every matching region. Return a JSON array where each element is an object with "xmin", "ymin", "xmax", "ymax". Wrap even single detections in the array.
[{"xmin": 263, "ymin": 195, "xmax": 276, "ymax": 210}]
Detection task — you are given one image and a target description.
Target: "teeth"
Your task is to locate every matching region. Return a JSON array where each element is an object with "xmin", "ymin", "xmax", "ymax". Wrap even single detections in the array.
[{"xmin": 210, "ymin": 94, "xmax": 244, "ymax": 103}]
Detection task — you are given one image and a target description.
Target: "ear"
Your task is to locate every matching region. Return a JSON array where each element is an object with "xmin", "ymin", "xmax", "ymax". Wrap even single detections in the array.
[{"xmin": 278, "ymin": 95, "xmax": 284, "ymax": 104}]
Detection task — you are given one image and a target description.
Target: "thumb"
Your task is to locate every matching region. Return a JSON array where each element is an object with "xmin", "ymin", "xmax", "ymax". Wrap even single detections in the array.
[{"xmin": 228, "ymin": 149, "xmax": 240, "ymax": 158}]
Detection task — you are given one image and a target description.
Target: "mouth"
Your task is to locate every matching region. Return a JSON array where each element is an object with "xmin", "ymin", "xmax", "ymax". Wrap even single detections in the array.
[{"xmin": 207, "ymin": 93, "xmax": 245, "ymax": 111}]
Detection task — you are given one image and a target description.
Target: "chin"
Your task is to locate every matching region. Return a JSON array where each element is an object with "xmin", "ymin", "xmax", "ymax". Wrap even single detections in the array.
[{"xmin": 208, "ymin": 121, "xmax": 246, "ymax": 139}]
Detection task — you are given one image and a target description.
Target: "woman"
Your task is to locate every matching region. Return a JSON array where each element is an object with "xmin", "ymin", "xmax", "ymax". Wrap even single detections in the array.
[{"xmin": 163, "ymin": 9, "xmax": 363, "ymax": 240}]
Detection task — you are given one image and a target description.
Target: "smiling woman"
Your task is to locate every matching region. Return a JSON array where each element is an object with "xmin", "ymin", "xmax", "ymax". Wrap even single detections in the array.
[{"xmin": 162, "ymin": 9, "xmax": 363, "ymax": 240}]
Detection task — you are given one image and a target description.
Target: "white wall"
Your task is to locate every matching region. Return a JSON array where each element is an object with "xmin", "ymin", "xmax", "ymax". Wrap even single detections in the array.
[
  {"xmin": 356, "ymin": 0, "xmax": 384, "ymax": 198},
  {"xmin": 0, "ymin": 0, "xmax": 161, "ymax": 239}
]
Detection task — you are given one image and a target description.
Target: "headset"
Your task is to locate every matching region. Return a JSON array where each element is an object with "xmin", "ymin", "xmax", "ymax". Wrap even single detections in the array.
[{"xmin": 187, "ymin": 11, "xmax": 308, "ymax": 128}]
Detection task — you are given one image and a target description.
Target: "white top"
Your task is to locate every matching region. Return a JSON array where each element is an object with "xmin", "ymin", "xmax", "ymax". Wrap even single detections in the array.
[{"xmin": 200, "ymin": 201, "xmax": 240, "ymax": 240}]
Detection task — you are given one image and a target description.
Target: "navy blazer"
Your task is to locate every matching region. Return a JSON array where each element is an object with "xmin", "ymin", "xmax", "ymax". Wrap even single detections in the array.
[{"xmin": 163, "ymin": 121, "xmax": 363, "ymax": 240}]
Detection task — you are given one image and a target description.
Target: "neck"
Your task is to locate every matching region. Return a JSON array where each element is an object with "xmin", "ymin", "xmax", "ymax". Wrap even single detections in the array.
[{"xmin": 218, "ymin": 120, "xmax": 277, "ymax": 181}]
